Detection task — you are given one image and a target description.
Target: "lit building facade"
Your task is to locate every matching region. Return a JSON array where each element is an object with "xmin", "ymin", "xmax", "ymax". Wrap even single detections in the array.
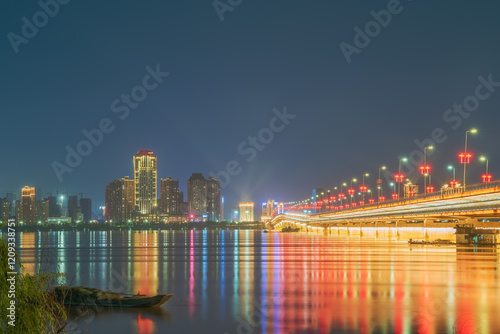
[
  {"xmin": 239, "ymin": 202, "xmax": 254, "ymax": 222},
  {"xmin": 206, "ymin": 177, "xmax": 221, "ymax": 222},
  {"xmin": 220, "ymin": 196, "xmax": 225, "ymax": 222},
  {"xmin": 35, "ymin": 199, "xmax": 49, "ymax": 223},
  {"xmin": 21, "ymin": 186, "xmax": 36, "ymax": 224},
  {"xmin": 187, "ymin": 173, "xmax": 207, "ymax": 220},
  {"xmin": 134, "ymin": 150, "xmax": 157, "ymax": 214},
  {"xmin": 160, "ymin": 177, "xmax": 180, "ymax": 215},
  {"xmin": 105, "ymin": 176, "xmax": 135, "ymax": 222}
]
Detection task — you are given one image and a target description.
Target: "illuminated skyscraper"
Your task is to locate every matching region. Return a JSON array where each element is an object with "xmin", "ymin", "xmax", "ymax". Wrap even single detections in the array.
[
  {"xmin": 21, "ymin": 186, "xmax": 36, "ymax": 224},
  {"xmin": 134, "ymin": 150, "xmax": 157, "ymax": 214},
  {"xmin": 160, "ymin": 177, "xmax": 180, "ymax": 215},
  {"xmin": 220, "ymin": 196, "xmax": 225, "ymax": 222},
  {"xmin": 239, "ymin": 202, "xmax": 254, "ymax": 222},
  {"xmin": 206, "ymin": 177, "xmax": 221, "ymax": 222},
  {"xmin": 187, "ymin": 173, "xmax": 207, "ymax": 220},
  {"xmin": 105, "ymin": 176, "xmax": 135, "ymax": 222}
]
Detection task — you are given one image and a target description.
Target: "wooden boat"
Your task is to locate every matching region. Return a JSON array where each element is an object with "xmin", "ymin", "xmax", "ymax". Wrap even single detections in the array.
[{"xmin": 54, "ymin": 286, "xmax": 173, "ymax": 308}]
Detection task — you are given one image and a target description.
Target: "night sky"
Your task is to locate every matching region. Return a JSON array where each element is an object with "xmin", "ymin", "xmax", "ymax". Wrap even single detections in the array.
[{"xmin": 1, "ymin": 0, "xmax": 500, "ymax": 215}]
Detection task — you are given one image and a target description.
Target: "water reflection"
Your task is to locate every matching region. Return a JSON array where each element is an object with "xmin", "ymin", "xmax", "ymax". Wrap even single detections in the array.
[{"xmin": 12, "ymin": 230, "xmax": 500, "ymax": 333}]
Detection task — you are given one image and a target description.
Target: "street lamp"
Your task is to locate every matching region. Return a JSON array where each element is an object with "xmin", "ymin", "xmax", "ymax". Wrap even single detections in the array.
[
  {"xmin": 377, "ymin": 166, "xmax": 386, "ymax": 202},
  {"xmin": 447, "ymin": 165, "xmax": 459, "ymax": 189},
  {"xmin": 421, "ymin": 146, "xmax": 433, "ymax": 196},
  {"xmin": 395, "ymin": 157, "xmax": 407, "ymax": 200},
  {"xmin": 480, "ymin": 156, "xmax": 492, "ymax": 183},
  {"xmin": 349, "ymin": 178, "xmax": 357, "ymax": 204},
  {"xmin": 462, "ymin": 128, "xmax": 477, "ymax": 190},
  {"xmin": 339, "ymin": 183, "xmax": 347, "ymax": 206},
  {"xmin": 360, "ymin": 173, "xmax": 369, "ymax": 201}
]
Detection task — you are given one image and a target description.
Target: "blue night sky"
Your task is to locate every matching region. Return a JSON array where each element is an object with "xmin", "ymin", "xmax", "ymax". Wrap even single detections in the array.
[{"xmin": 1, "ymin": 0, "xmax": 500, "ymax": 215}]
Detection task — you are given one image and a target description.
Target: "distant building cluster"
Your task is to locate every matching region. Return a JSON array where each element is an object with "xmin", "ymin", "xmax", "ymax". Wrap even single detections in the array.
[
  {"xmin": 104, "ymin": 150, "xmax": 222, "ymax": 223},
  {"xmin": 0, "ymin": 187, "xmax": 92, "ymax": 225}
]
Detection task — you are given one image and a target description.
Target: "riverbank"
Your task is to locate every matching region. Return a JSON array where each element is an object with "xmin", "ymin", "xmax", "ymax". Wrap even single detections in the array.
[{"xmin": 0, "ymin": 221, "xmax": 265, "ymax": 232}]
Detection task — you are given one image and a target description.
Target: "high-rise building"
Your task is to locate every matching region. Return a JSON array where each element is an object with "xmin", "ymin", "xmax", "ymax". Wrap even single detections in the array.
[
  {"xmin": 160, "ymin": 177, "xmax": 180, "ymax": 215},
  {"xmin": 21, "ymin": 186, "xmax": 36, "ymax": 224},
  {"xmin": 48, "ymin": 196, "xmax": 61, "ymax": 217},
  {"xmin": 187, "ymin": 173, "xmax": 207, "ymax": 220},
  {"xmin": 239, "ymin": 202, "xmax": 254, "ymax": 222},
  {"xmin": 35, "ymin": 199, "xmax": 50, "ymax": 223},
  {"xmin": 1, "ymin": 198, "xmax": 12, "ymax": 221},
  {"xmin": 80, "ymin": 198, "xmax": 92, "ymax": 222},
  {"xmin": 206, "ymin": 177, "xmax": 221, "ymax": 222},
  {"xmin": 35, "ymin": 185, "xmax": 42, "ymax": 201},
  {"xmin": 134, "ymin": 150, "xmax": 157, "ymax": 214},
  {"xmin": 67, "ymin": 195, "xmax": 79, "ymax": 222},
  {"xmin": 15, "ymin": 200, "xmax": 21, "ymax": 221},
  {"xmin": 105, "ymin": 176, "xmax": 135, "ymax": 222},
  {"xmin": 220, "ymin": 196, "xmax": 225, "ymax": 222},
  {"xmin": 6, "ymin": 192, "xmax": 17, "ymax": 217}
]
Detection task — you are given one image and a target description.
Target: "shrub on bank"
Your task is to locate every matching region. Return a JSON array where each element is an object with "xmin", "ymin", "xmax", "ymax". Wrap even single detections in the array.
[{"xmin": 0, "ymin": 238, "xmax": 67, "ymax": 333}]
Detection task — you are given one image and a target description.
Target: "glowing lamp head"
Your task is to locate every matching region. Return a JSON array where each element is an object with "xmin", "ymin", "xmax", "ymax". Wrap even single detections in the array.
[{"xmin": 470, "ymin": 129, "xmax": 478, "ymax": 134}]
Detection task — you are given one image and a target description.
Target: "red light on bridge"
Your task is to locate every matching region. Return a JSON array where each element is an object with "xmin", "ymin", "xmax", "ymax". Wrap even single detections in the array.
[
  {"xmin": 351, "ymin": 203, "xmax": 357, "ymax": 207},
  {"xmin": 338, "ymin": 193, "xmax": 345, "ymax": 199},
  {"xmin": 339, "ymin": 205, "xmax": 344, "ymax": 210},
  {"xmin": 379, "ymin": 196, "xmax": 386, "ymax": 202},
  {"xmin": 394, "ymin": 174, "xmax": 405, "ymax": 182},
  {"xmin": 368, "ymin": 199, "xmax": 375, "ymax": 204},
  {"xmin": 459, "ymin": 153, "xmax": 473, "ymax": 164},
  {"xmin": 376, "ymin": 179, "xmax": 382, "ymax": 185},
  {"xmin": 391, "ymin": 193, "xmax": 399, "ymax": 199},
  {"xmin": 482, "ymin": 174, "xmax": 493, "ymax": 183},
  {"xmin": 449, "ymin": 180, "xmax": 459, "ymax": 188},
  {"xmin": 426, "ymin": 186, "xmax": 435, "ymax": 193},
  {"xmin": 359, "ymin": 201, "xmax": 364, "ymax": 206},
  {"xmin": 347, "ymin": 189, "xmax": 355, "ymax": 195},
  {"xmin": 419, "ymin": 165, "xmax": 431, "ymax": 175},
  {"xmin": 408, "ymin": 191, "xmax": 415, "ymax": 197},
  {"xmin": 344, "ymin": 204, "xmax": 350, "ymax": 209},
  {"xmin": 334, "ymin": 206, "xmax": 339, "ymax": 210},
  {"xmin": 359, "ymin": 186, "xmax": 368, "ymax": 192}
]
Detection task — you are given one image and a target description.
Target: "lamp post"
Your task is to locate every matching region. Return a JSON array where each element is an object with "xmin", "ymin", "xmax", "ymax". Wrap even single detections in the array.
[
  {"xmin": 377, "ymin": 166, "xmax": 386, "ymax": 203},
  {"xmin": 422, "ymin": 146, "xmax": 433, "ymax": 197},
  {"xmin": 360, "ymin": 173, "xmax": 369, "ymax": 201},
  {"xmin": 349, "ymin": 178, "xmax": 357, "ymax": 204},
  {"xmin": 480, "ymin": 156, "xmax": 492, "ymax": 183},
  {"xmin": 339, "ymin": 183, "xmax": 347, "ymax": 206},
  {"xmin": 396, "ymin": 157, "xmax": 407, "ymax": 201},
  {"xmin": 448, "ymin": 165, "xmax": 456, "ymax": 181},
  {"xmin": 462, "ymin": 129, "xmax": 477, "ymax": 191}
]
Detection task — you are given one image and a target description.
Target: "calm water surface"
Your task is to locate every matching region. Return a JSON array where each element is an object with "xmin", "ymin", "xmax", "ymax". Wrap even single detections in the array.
[{"xmin": 14, "ymin": 230, "xmax": 500, "ymax": 333}]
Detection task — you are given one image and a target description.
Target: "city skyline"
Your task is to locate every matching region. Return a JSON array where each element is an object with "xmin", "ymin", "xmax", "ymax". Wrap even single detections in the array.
[{"xmin": 2, "ymin": 2, "xmax": 500, "ymax": 219}]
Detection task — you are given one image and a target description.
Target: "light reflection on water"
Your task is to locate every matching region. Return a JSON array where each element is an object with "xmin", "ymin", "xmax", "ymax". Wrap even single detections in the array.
[{"xmin": 14, "ymin": 230, "xmax": 500, "ymax": 334}]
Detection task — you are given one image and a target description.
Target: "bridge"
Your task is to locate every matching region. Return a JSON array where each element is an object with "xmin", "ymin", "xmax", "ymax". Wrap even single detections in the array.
[{"xmin": 269, "ymin": 181, "xmax": 500, "ymax": 242}]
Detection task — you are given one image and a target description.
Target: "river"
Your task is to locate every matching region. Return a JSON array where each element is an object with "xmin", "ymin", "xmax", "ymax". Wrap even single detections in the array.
[{"xmin": 14, "ymin": 230, "xmax": 500, "ymax": 333}]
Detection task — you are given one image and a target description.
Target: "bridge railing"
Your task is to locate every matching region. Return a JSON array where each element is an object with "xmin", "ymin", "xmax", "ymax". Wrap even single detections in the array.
[{"xmin": 285, "ymin": 180, "xmax": 500, "ymax": 216}]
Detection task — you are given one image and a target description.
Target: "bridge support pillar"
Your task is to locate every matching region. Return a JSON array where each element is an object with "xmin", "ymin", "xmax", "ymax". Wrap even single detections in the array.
[{"xmin": 465, "ymin": 218, "xmax": 479, "ymax": 225}]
